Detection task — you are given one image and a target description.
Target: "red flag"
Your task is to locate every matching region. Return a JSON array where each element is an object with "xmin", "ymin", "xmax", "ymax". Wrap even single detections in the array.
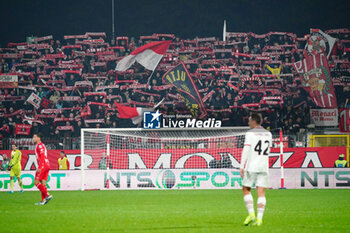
[
  {"xmin": 115, "ymin": 99, "xmax": 164, "ymax": 125},
  {"xmin": 293, "ymin": 53, "xmax": 337, "ymax": 108},
  {"xmin": 116, "ymin": 41, "xmax": 171, "ymax": 71},
  {"xmin": 114, "ymin": 102, "xmax": 141, "ymax": 119},
  {"xmin": 15, "ymin": 124, "xmax": 31, "ymax": 135}
]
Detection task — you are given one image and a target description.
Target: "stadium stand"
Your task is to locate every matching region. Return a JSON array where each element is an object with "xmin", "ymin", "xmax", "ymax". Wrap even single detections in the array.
[{"xmin": 0, "ymin": 30, "xmax": 349, "ymax": 149}]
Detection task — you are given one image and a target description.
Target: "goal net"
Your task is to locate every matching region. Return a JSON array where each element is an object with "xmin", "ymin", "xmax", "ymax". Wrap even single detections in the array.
[{"xmin": 81, "ymin": 127, "xmax": 248, "ymax": 190}]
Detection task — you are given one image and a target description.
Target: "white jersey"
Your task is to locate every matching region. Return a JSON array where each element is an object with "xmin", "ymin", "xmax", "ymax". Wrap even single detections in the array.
[{"xmin": 240, "ymin": 126, "xmax": 272, "ymax": 173}]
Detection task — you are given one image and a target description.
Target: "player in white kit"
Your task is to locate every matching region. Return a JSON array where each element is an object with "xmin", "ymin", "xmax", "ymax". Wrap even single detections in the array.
[{"xmin": 240, "ymin": 113, "xmax": 272, "ymax": 226}]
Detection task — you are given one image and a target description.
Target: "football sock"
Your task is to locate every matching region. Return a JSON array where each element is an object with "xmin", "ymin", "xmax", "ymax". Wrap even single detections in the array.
[
  {"xmin": 10, "ymin": 179, "xmax": 14, "ymax": 191},
  {"xmin": 257, "ymin": 197, "xmax": 266, "ymax": 220},
  {"xmin": 36, "ymin": 183, "xmax": 49, "ymax": 200},
  {"xmin": 18, "ymin": 178, "xmax": 23, "ymax": 190},
  {"xmin": 243, "ymin": 194, "xmax": 255, "ymax": 215},
  {"xmin": 42, "ymin": 184, "xmax": 49, "ymax": 198}
]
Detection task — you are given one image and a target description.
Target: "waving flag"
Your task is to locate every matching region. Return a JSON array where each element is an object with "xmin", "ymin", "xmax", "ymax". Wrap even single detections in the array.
[
  {"xmin": 305, "ymin": 29, "xmax": 336, "ymax": 59},
  {"xmin": 115, "ymin": 102, "xmax": 144, "ymax": 119},
  {"xmin": 116, "ymin": 40, "xmax": 171, "ymax": 71},
  {"xmin": 162, "ymin": 63, "xmax": 207, "ymax": 119},
  {"xmin": 293, "ymin": 53, "xmax": 337, "ymax": 108},
  {"xmin": 115, "ymin": 99, "xmax": 164, "ymax": 124}
]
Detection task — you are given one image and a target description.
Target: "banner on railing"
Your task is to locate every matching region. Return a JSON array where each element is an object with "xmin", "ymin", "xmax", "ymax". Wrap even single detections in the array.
[
  {"xmin": 0, "ymin": 168, "xmax": 349, "ymax": 191},
  {"xmin": 0, "ymin": 147, "xmax": 345, "ymax": 171},
  {"xmin": 310, "ymin": 108, "xmax": 338, "ymax": 126}
]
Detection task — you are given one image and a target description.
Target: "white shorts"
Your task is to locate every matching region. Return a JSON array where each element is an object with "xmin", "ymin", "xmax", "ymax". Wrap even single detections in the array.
[{"xmin": 242, "ymin": 171, "xmax": 269, "ymax": 188}]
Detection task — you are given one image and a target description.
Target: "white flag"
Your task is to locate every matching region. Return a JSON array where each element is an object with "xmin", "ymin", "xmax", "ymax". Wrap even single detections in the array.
[
  {"xmin": 116, "ymin": 41, "xmax": 171, "ymax": 71},
  {"xmin": 305, "ymin": 29, "xmax": 336, "ymax": 59}
]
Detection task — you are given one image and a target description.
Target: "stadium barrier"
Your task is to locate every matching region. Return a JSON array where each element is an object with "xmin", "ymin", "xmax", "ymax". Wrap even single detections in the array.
[
  {"xmin": 0, "ymin": 147, "xmax": 346, "ymax": 170},
  {"xmin": 0, "ymin": 168, "xmax": 349, "ymax": 191},
  {"xmin": 309, "ymin": 134, "xmax": 350, "ymax": 165}
]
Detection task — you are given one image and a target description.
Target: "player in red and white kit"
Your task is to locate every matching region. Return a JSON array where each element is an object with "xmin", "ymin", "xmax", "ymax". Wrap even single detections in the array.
[{"xmin": 33, "ymin": 133, "xmax": 53, "ymax": 205}]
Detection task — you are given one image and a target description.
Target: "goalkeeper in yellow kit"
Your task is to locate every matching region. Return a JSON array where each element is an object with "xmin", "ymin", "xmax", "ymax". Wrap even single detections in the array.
[{"xmin": 8, "ymin": 143, "xmax": 24, "ymax": 193}]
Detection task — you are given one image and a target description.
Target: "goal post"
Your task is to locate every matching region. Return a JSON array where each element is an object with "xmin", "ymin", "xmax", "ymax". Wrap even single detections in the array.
[{"xmin": 80, "ymin": 127, "xmax": 251, "ymax": 190}]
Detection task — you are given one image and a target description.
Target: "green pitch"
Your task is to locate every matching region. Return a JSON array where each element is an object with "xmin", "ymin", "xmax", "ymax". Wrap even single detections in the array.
[{"xmin": 1, "ymin": 189, "xmax": 350, "ymax": 233}]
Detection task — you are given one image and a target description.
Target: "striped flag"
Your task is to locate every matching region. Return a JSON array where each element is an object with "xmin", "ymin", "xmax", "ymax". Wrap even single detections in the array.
[
  {"xmin": 116, "ymin": 41, "xmax": 171, "ymax": 71},
  {"xmin": 115, "ymin": 99, "xmax": 164, "ymax": 124},
  {"xmin": 293, "ymin": 53, "xmax": 337, "ymax": 108}
]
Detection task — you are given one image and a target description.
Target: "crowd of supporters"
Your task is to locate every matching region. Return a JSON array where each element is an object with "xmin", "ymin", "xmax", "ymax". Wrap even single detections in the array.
[{"xmin": 0, "ymin": 30, "xmax": 350, "ymax": 141}]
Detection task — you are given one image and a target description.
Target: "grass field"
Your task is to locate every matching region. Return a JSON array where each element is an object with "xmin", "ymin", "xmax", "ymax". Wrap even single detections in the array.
[{"xmin": 1, "ymin": 189, "xmax": 350, "ymax": 233}]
